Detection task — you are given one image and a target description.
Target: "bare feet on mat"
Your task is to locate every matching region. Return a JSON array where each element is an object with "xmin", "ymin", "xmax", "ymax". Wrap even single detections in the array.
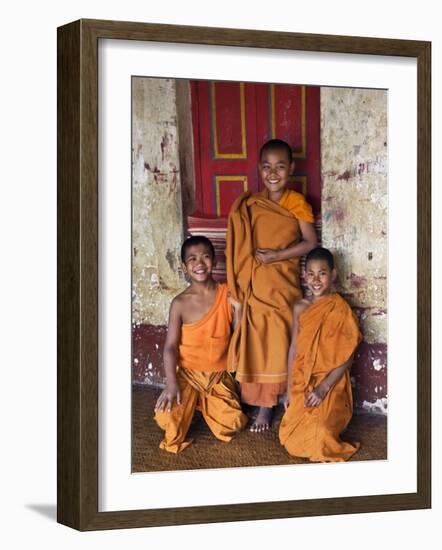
[{"xmin": 249, "ymin": 407, "xmax": 273, "ymax": 432}]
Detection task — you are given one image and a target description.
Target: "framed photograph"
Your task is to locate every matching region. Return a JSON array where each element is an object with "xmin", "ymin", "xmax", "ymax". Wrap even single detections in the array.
[{"xmin": 57, "ymin": 19, "xmax": 431, "ymax": 530}]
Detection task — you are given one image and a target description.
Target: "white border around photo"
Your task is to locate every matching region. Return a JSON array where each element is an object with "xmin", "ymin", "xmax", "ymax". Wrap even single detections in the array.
[{"xmin": 98, "ymin": 39, "xmax": 417, "ymax": 512}]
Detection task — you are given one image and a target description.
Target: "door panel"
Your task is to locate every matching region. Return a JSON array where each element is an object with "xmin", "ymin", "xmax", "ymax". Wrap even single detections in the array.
[{"xmin": 191, "ymin": 80, "xmax": 321, "ymax": 217}]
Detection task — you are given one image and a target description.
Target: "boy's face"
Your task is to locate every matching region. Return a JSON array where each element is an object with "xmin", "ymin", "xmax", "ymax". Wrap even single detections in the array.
[
  {"xmin": 182, "ymin": 243, "xmax": 216, "ymax": 283},
  {"xmin": 259, "ymin": 148, "xmax": 295, "ymax": 198},
  {"xmin": 304, "ymin": 259, "xmax": 336, "ymax": 299}
]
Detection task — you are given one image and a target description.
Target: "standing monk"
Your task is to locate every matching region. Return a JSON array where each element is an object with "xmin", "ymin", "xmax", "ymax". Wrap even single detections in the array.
[{"xmin": 226, "ymin": 139, "xmax": 317, "ymax": 432}]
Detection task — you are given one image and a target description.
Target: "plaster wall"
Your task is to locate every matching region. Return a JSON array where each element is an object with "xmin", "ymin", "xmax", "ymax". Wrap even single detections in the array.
[
  {"xmin": 132, "ymin": 77, "xmax": 186, "ymax": 328},
  {"xmin": 320, "ymin": 87, "xmax": 388, "ymax": 408}
]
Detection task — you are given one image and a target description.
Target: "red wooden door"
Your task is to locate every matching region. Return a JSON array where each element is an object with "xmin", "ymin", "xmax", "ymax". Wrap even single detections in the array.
[{"xmin": 190, "ymin": 80, "xmax": 321, "ymax": 218}]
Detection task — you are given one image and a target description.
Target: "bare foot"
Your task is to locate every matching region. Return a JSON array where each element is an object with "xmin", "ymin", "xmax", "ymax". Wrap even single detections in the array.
[{"xmin": 249, "ymin": 407, "xmax": 273, "ymax": 432}]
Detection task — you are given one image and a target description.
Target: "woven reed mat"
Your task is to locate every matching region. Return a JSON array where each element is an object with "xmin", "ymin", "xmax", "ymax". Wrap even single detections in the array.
[{"xmin": 132, "ymin": 385, "xmax": 387, "ymax": 473}]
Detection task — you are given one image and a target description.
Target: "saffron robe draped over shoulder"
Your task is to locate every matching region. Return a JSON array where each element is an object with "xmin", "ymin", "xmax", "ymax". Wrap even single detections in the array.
[
  {"xmin": 225, "ymin": 189, "xmax": 314, "ymax": 387},
  {"xmin": 155, "ymin": 284, "xmax": 247, "ymax": 453},
  {"xmin": 279, "ymin": 293, "xmax": 362, "ymax": 462},
  {"xmin": 179, "ymin": 283, "xmax": 233, "ymax": 372}
]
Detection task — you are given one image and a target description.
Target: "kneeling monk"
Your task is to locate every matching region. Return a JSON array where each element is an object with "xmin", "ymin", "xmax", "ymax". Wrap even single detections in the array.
[
  {"xmin": 279, "ymin": 247, "xmax": 362, "ymax": 462},
  {"xmin": 154, "ymin": 236, "xmax": 247, "ymax": 453}
]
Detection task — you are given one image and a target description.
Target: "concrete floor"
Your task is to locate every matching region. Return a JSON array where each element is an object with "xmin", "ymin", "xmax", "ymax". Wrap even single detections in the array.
[{"xmin": 132, "ymin": 385, "xmax": 387, "ymax": 473}]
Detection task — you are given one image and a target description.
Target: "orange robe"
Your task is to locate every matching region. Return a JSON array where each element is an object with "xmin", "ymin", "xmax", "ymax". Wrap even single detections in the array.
[
  {"xmin": 155, "ymin": 284, "xmax": 248, "ymax": 453},
  {"xmin": 226, "ymin": 189, "xmax": 314, "ymax": 406},
  {"xmin": 279, "ymin": 293, "xmax": 362, "ymax": 462}
]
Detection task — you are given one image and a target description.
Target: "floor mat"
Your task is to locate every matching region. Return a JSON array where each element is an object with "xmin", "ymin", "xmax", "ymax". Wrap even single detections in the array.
[{"xmin": 132, "ymin": 384, "xmax": 387, "ymax": 472}]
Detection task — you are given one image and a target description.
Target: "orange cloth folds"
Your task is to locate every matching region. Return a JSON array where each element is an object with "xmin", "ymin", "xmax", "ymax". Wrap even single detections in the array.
[
  {"xmin": 226, "ymin": 190, "xmax": 311, "ymax": 385},
  {"xmin": 240, "ymin": 381, "xmax": 287, "ymax": 408},
  {"xmin": 279, "ymin": 293, "xmax": 362, "ymax": 462},
  {"xmin": 179, "ymin": 284, "xmax": 232, "ymax": 372},
  {"xmin": 279, "ymin": 189, "xmax": 315, "ymax": 223},
  {"xmin": 155, "ymin": 368, "xmax": 247, "ymax": 453}
]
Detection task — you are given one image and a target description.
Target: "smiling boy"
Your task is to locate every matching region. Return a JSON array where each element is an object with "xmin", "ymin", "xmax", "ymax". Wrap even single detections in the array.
[
  {"xmin": 226, "ymin": 139, "xmax": 317, "ymax": 432},
  {"xmin": 154, "ymin": 236, "xmax": 247, "ymax": 453},
  {"xmin": 279, "ymin": 247, "xmax": 362, "ymax": 462}
]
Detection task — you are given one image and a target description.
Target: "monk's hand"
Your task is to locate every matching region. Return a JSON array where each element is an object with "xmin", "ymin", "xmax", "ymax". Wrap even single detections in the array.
[
  {"xmin": 154, "ymin": 382, "xmax": 181, "ymax": 412},
  {"xmin": 304, "ymin": 383, "xmax": 329, "ymax": 407},
  {"xmin": 255, "ymin": 248, "xmax": 280, "ymax": 264},
  {"xmin": 304, "ymin": 391, "xmax": 322, "ymax": 407},
  {"xmin": 283, "ymin": 391, "xmax": 290, "ymax": 410}
]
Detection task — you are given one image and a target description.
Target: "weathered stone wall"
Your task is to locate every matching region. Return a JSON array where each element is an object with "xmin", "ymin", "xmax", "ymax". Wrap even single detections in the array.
[
  {"xmin": 320, "ymin": 87, "xmax": 388, "ymax": 411},
  {"xmin": 132, "ymin": 77, "xmax": 186, "ymax": 326},
  {"xmin": 176, "ymin": 80, "xmax": 197, "ymax": 222}
]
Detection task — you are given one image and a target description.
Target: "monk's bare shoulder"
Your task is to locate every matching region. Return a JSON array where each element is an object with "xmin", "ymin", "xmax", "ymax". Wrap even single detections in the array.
[
  {"xmin": 289, "ymin": 298, "xmax": 310, "ymax": 339},
  {"xmin": 169, "ymin": 287, "xmax": 193, "ymax": 314},
  {"xmin": 293, "ymin": 297, "xmax": 311, "ymax": 319}
]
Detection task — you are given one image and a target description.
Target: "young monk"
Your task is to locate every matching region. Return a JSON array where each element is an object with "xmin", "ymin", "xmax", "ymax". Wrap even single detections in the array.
[
  {"xmin": 154, "ymin": 236, "xmax": 247, "ymax": 453},
  {"xmin": 279, "ymin": 247, "xmax": 362, "ymax": 462},
  {"xmin": 226, "ymin": 139, "xmax": 317, "ymax": 432}
]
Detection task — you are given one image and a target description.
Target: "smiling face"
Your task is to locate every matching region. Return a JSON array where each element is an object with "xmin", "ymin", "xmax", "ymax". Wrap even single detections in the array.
[
  {"xmin": 182, "ymin": 243, "xmax": 216, "ymax": 283},
  {"xmin": 259, "ymin": 147, "xmax": 295, "ymax": 201},
  {"xmin": 304, "ymin": 258, "xmax": 336, "ymax": 300}
]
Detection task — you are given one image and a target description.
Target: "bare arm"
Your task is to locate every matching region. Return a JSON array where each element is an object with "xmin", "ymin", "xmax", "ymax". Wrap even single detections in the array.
[
  {"xmin": 255, "ymin": 220, "xmax": 317, "ymax": 264},
  {"xmin": 155, "ymin": 299, "xmax": 182, "ymax": 412},
  {"xmin": 304, "ymin": 356, "xmax": 354, "ymax": 408},
  {"xmin": 228, "ymin": 292, "xmax": 242, "ymax": 330},
  {"xmin": 284, "ymin": 302, "xmax": 305, "ymax": 409}
]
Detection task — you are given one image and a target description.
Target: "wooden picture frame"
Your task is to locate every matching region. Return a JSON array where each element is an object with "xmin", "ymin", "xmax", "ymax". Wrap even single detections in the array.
[{"xmin": 57, "ymin": 19, "xmax": 431, "ymax": 531}]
